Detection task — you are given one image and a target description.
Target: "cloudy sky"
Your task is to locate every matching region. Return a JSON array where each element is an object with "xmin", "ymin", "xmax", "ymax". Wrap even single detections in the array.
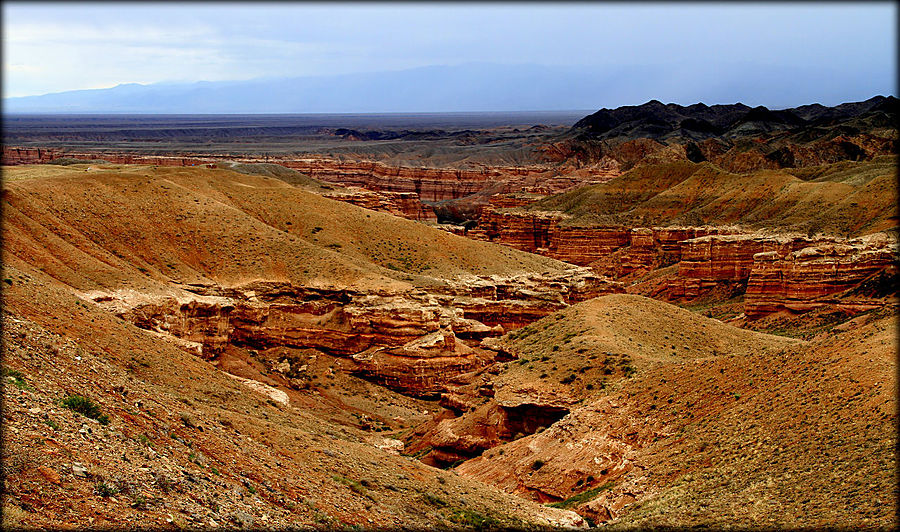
[{"xmin": 3, "ymin": 2, "xmax": 896, "ymax": 106}]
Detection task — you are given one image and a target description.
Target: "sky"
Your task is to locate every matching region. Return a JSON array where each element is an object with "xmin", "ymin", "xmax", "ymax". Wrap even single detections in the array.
[{"xmin": 3, "ymin": 2, "xmax": 897, "ymax": 107}]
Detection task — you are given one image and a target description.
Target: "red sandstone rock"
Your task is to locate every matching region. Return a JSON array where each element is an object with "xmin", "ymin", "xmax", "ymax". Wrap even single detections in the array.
[
  {"xmin": 744, "ymin": 236, "xmax": 898, "ymax": 317},
  {"xmin": 92, "ymin": 269, "xmax": 618, "ymax": 397},
  {"xmin": 324, "ymin": 187, "xmax": 436, "ymax": 221}
]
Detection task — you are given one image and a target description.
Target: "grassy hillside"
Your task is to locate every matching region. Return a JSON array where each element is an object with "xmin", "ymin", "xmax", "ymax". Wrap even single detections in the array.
[
  {"xmin": 1, "ymin": 263, "xmax": 579, "ymax": 529},
  {"xmin": 494, "ymin": 294, "xmax": 795, "ymax": 406}
]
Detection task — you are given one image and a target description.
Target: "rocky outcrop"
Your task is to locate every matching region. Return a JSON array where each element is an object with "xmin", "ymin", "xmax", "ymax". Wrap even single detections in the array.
[
  {"xmin": 745, "ymin": 237, "xmax": 898, "ymax": 317},
  {"xmin": 666, "ymin": 235, "xmax": 814, "ymax": 299},
  {"xmin": 550, "ymin": 96, "xmax": 898, "ymax": 173},
  {"xmin": 468, "ymin": 206, "xmax": 897, "ymax": 316},
  {"xmin": 2, "ymin": 146, "xmax": 216, "ymax": 167},
  {"xmin": 323, "ymin": 187, "xmax": 437, "ymax": 221},
  {"xmin": 91, "ymin": 270, "xmax": 621, "ymax": 398},
  {"xmin": 276, "ymin": 158, "xmax": 547, "ymax": 202},
  {"xmin": 2, "ymin": 147, "xmax": 60, "ymax": 165},
  {"xmin": 474, "ymin": 208, "xmax": 736, "ymax": 269}
]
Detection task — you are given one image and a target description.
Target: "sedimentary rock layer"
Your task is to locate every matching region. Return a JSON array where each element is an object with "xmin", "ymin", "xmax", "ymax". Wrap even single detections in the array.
[
  {"xmin": 470, "ymin": 206, "xmax": 897, "ymax": 316},
  {"xmin": 91, "ymin": 271, "xmax": 621, "ymax": 398},
  {"xmin": 745, "ymin": 237, "xmax": 898, "ymax": 316}
]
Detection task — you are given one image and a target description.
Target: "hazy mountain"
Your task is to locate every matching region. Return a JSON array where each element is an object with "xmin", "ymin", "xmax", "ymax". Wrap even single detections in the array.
[{"xmin": 5, "ymin": 62, "xmax": 892, "ymax": 114}]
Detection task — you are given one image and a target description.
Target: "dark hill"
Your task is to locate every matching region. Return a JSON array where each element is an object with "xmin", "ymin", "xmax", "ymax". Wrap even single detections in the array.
[
  {"xmin": 553, "ymin": 96, "xmax": 897, "ymax": 172},
  {"xmin": 571, "ymin": 96, "xmax": 895, "ymax": 141}
]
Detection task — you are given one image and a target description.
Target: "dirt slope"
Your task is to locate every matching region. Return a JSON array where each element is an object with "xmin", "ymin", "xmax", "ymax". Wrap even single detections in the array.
[
  {"xmin": 530, "ymin": 157, "xmax": 897, "ymax": 236},
  {"xmin": 490, "ymin": 294, "xmax": 796, "ymax": 407},
  {"xmin": 1, "ymin": 263, "xmax": 584, "ymax": 530},
  {"xmin": 456, "ymin": 295, "xmax": 896, "ymax": 528},
  {"xmin": 2, "ymin": 163, "xmax": 572, "ymax": 294}
]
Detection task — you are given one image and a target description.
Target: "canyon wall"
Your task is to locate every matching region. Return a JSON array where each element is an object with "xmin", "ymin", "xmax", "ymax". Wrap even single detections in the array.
[
  {"xmin": 275, "ymin": 158, "xmax": 547, "ymax": 202},
  {"xmin": 2, "ymin": 147, "xmax": 439, "ymax": 221},
  {"xmin": 2, "ymin": 147, "xmax": 549, "ymax": 203},
  {"xmin": 93, "ymin": 271, "xmax": 622, "ymax": 398},
  {"xmin": 745, "ymin": 238, "xmax": 898, "ymax": 317},
  {"xmin": 468, "ymin": 206, "xmax": 897, "ymax": 317},
  {"xmin": 323, "ymin": 188, "xmax": 437, "ymax": 222}
]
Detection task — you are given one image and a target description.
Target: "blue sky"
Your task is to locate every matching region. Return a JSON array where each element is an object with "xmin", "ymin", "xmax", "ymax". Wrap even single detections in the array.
[{"xmin": 3, "ymin": 2, "xmax": 896, "ymax": 107}]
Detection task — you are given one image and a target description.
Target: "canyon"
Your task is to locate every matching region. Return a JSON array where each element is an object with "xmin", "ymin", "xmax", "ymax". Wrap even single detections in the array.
[
  {"xmin": 2, "ymin": 98, "xmax": 897, "ymax": 530},
  {"xmin": 467, "ymin": 196, "xmax": 897, "ymax": 319}
]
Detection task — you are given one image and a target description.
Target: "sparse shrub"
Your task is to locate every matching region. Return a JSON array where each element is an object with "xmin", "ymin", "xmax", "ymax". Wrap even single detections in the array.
[
  {"xmin": 179, "ymin": 412, "xmax": 197, "ymax": 428},
  {"xmin": 154, "ymin": 474, "xmax": 177, "ymax": 494},
  {"xmin": 560, "ymin": 374, "xmax": 577, "ymax": 385},
  {"xmin": 94, "ymin": 482, "xmax": 119, "ymax": 497},
  {"xmin": 3, "ymin": 368, "xmax": 33, "ymax": 390},
  {"xmin": 548, "ymin": 481, "xmax": 615, "ymax": 509},
  {"xmin": 531, "ymin": 459, "xmax": 545, "ymax": 470},
  {"xmin": 332, "ymin": 475, "xmax": 364, "ymax": 495},
  {"xmin": 423, "ymin": 493, "xmax": 447, "ymax": 507},
  {"xmin": 61, "ymin": 395, "xmax": 109, "ymax": 425},
  {"xmin": 449, "ymin": 508, "xmax": 499, "ymax": 530}
]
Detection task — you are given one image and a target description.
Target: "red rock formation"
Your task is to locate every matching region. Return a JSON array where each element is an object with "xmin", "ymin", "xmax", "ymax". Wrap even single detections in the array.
[
  {"xmin": 2, "ymin": 146, "xmax": 216, "ymax": 168},
  {"xmin": 97, "ymin": 269, "xmax": 620, "ymax": 397},
  {"xmin": 324, "ymin": 187, "xmax": 436, "ymax": 221},
  {"xmin": 666, "ymin": 235, "xmax": 811, "ymax": 299},
  {"xmin": 485, "ymin": 193, "xmax": 544, "ymax": 210},
  {"xmin": 745, "ymin": 238, "xmax": 898, "ymax": 317},
  {"xmin": 2, "ymin": 147, "xmax": 62, "ymax": 165},
  {"xmin": 275, "ymin": 158, "xmax": 547, "ymax": 202},
  {"xmin": 470, "ymin": 207, "xmax": 895, "ymax": 316},
  {"xmin": 475, "ymin": 210, "xmax": 563, "ymax": 253}
]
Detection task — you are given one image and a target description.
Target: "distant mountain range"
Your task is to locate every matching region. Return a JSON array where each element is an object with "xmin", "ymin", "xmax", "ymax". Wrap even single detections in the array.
[
  {"xmin": 4, "ymin": 62, "xmax": 895, "ymax": 114},
  {"xmin": 548, "ymin": 95, "xmax": 898, "ymax": 172},
  {"xmin": 570, "ymin": 95, "xmax": 898, "ymax": 141}
]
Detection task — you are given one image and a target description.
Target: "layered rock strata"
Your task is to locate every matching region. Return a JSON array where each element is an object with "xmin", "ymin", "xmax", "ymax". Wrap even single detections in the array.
[
  {"xmin": 323, "ymin": 187, "xmax": 437, "ymax": 221},
  {"xmin": 470, "ymin": 205, "xmax": 898, "ymax": 316},
  {"xmin": 89, "ymin": 271, "xmax": 621, "ymax": 398},
  {"xmin": 1, "ymin": 147, "xmax": 551, "ymax": 203},
  {"xmin": 745, "ymin": 237, "xmax": 899, "ymax": 317}
]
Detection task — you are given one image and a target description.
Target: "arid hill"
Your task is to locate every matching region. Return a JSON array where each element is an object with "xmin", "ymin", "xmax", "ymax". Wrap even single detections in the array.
[
  {"xmin": 529, "ymin": 157, "xmax": 898, "ymax": 236},
  {"xmin": 454, "ymin": 295, "xmax": 896, "ymax": 528},
  {"xmin": 545, "ymin": 96, "xmax": 897, "ymax": 173},
  {"xmin": 2, "ymin": 119, "xmax": 896, "ymax": 529},
  {"xmin": 1, "ymin": 262, "xmax": 584, "ymax": 530},
  {"xmin": 3, "ymin": 163, "xmax": 599, "ymax": 529}
]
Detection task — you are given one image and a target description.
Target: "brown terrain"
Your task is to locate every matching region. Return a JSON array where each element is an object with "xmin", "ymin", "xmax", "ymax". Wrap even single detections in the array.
[{"xmin": 2, "ymin": 98, "xmax": 897, "ymax": 530}]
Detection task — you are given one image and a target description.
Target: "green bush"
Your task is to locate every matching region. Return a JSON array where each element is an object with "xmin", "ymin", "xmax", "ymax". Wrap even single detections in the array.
[
  {"xmin": 423, "ymin": 493, "xmax": 447, "ymax": 507},
  {"xmin": 94, "ymin": 482, "xmax": 119, "ymax": 497},
  {"xmin": 449, "ymin": 508, "xmax": 499, "ymax": 530},
  {"xmin": 548, "ymin": 481, "xmax": 615, "ymax": 509},
  {"xmin": 61, "ymin": 395, "xmax": 109, "ymax": 425},
  {"xmin": 3, "ymin": 368, "xmax": 33, "ymax": 390}
]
